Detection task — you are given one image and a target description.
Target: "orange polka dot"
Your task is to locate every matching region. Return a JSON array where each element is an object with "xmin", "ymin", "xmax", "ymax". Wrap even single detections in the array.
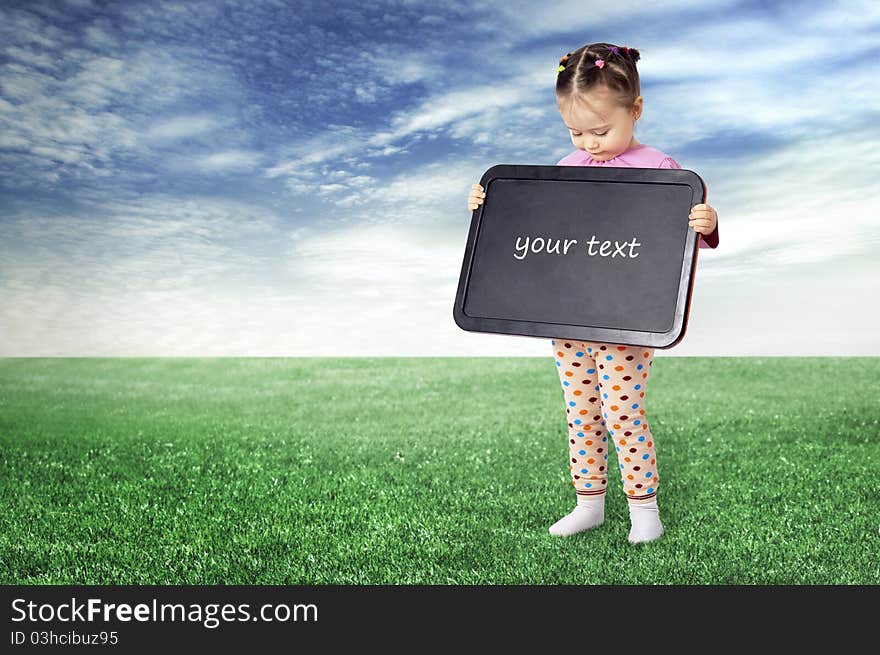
[
  {"xmin": 640, "ymin": 409, "xmax": 645, "ymax": 415},
  {"xmin": 651, "ymin": 459, "xmax": 655, "ymax": 465},
  {"xmin": 587, "ymin": 458, "xmax": 595, "ymax": 464},
  {"xmin": 613, "ymin": 424, "xmax": 621, "ymax": 429},
  {"xmin": 610, "ymin": 405, "xmax": 619, "ymax": 411},
  {"xmin": 640, "ymin": 392, "xmax": 645, "ymax": 397},
  {"xmin": 617, "ymin": 346, "xmax": 626, "ymax": 350},
  {"xmin": 643, "ymin": 352, "xmax": 649, "ymax": 358},
  {"xmin": 627, "ymin": 474, "xmax": 634, "ymax": 480},
  {"xmin": 642, "ymin": 373, "xmax": 647, "ymax": 378},
  {"xmin": 565, "ymin": 371, "xmax": 573, "ymax": 377},
  {"xmin": 612, "ymin": 385, "xmax": 621, "ymax": 391},
  {"xmin": 628, "ymin": 490, "xmax": 635, "ymax": 495},
  {"xmin": 557, "ymin": 351, "xmax": 564, "ymax": 357},
  {"xmin": 647, "ymin": 442, "xmax": 653, "ymax": 447},
  {"xmin": 573, "ymin": 390, "xmax": 582, "ymax": 396},
  {"xmin": 619, "ymin": 439, "xmax": 626, "ymax": 445},
  {"xmin": 624, "ymin": 457, "xmax": 631, "ymax": 462},
  {"xmin": 615, "ymin": 365, "xmax": 624, "ymax": 371},
  {"xmin": 586, "ymin": 440, "xmax": 593, "ymax": 445}
]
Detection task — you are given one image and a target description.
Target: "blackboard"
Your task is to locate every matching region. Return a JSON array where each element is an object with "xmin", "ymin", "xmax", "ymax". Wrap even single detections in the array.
[{"xmin": 452, "ymin": 164, "xmax": 706, "ymax": 348}]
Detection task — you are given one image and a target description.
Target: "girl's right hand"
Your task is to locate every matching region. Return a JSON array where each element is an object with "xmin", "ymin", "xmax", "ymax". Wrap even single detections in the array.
[{"xmin": 468, "ymin": 183, "xmax": 485, "ymax": 211}]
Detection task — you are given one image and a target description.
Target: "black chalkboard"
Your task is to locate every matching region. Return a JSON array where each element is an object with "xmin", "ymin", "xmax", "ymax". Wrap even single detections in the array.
[{"xmin": 452, "ymin": 164, "xmax": 706, "ymax": 348}]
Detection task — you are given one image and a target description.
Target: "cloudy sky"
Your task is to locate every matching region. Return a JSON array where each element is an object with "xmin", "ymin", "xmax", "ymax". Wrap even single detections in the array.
[{"xmin": 1, "ymin": 0, "xmax": 877, "ymax": 357}]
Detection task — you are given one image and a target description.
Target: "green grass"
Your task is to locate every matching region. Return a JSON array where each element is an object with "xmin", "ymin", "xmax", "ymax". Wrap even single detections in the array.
[{"xmin": 1, "ymin": 357, "xmax": 878, "ymax": 585}]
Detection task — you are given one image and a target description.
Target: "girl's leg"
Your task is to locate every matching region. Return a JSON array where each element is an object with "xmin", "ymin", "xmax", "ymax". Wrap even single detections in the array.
[
  {"xmin": 595, "ymin": 343, "xmax": 660, "ymax": 502},
  {"xmin": 547, "ymin": 338, "xmax": 609, "ymax": 537},
  {"xmin": 595, "ymin": 342, "xmax": 664, "ymax": 543}
]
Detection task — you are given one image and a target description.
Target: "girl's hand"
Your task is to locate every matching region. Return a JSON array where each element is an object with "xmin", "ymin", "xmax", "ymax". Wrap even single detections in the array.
[
  {"xmin": 468, "ymin": 183, "xmax": 485, "ymax": 211},
  {"xmin": 689, "ymin": 202, "xmax": 717, "ymax": 236}
]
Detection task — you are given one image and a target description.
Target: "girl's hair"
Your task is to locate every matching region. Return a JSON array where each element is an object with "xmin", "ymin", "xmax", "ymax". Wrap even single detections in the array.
[{"xmin": 556, "ymin": 42, "xmax": 642, "ymax": 112}]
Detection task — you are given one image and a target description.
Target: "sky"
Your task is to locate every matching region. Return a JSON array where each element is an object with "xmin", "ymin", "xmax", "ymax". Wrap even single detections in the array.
[{"xmin": 1, "ymin": 0, "xmax": 878, "ymax": 357}]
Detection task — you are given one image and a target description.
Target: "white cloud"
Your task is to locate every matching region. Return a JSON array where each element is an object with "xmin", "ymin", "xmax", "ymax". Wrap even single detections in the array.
[{"xmin": 145, "ymin": 114, "xmax": 225, "ymax": 142}]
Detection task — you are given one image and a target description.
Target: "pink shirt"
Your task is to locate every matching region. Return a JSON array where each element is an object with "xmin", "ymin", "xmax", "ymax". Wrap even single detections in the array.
[{"xmin": 556, "ymin": 144, "xmax": 719, "ymax": 249}]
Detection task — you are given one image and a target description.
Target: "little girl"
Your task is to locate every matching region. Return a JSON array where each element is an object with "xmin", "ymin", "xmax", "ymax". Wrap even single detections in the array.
[{"xmin": 466, "ymin": 42, "xmax": 720, "ymax": 544}]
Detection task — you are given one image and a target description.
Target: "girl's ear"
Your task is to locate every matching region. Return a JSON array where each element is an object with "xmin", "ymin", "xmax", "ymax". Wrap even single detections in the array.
[{"xmin": 632, "ymin": 96, "xmax": 643, "ymax": 120}]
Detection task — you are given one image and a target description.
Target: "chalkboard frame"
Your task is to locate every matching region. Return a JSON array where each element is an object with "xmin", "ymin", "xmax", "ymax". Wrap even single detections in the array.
[{"xmin": 452, "ymin": 164, "xmax": 707, "ymax": 348}]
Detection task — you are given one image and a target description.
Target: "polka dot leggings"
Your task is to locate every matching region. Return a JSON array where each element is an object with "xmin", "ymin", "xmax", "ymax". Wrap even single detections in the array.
[{"xmin": 552, "ymin": 339, "xmax": 659, "ymax": 504}]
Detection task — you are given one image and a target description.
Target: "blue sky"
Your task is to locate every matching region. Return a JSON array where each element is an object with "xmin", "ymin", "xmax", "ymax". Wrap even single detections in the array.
[{"xmin": 1, "ymin": 0, "xmax": 878, "ymax": 356}]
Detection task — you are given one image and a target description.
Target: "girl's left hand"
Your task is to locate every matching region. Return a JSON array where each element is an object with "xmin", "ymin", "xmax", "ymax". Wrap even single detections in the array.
[{"xmin": 689, "ymin": 203, "xmax": 717, "ymax": 235}]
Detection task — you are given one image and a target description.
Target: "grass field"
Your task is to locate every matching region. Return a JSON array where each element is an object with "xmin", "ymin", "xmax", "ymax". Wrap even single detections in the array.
[{"xmin": 1, "ymin": 356, "xmax": 878, "ymax": 585}]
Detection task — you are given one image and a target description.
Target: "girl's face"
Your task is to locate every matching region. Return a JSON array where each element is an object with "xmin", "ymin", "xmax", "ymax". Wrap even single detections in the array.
[{"xmin": 557, "ymin": 85, "xmax": 643, "ymax": 161}]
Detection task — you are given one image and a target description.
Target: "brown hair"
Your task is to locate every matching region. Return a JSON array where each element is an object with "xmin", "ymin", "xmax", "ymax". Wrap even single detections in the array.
[{"xmin": 556, "ymin": 42, "xmax": 642, "ymax": 116}]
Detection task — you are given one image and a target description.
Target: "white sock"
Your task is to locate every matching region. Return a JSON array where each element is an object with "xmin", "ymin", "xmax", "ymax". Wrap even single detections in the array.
[
  {"xmin": 627, "ymin": 498, "xmax": 664, "ymax": 544},
  {"xmin": 549, "ymin": 494, "xmax": 605, "ymax": 536}
]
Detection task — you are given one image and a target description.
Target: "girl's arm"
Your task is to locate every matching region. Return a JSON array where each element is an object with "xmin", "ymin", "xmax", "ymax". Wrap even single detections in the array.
[{"xmin": 659, "ymin": 157, "xmax": 719, "ymax": 249}]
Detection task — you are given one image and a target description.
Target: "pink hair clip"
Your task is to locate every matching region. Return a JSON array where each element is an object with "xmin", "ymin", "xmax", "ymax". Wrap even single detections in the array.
[{"xmin": 595, "ymin": 59, "xmax": 605, "ymax": 68}]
